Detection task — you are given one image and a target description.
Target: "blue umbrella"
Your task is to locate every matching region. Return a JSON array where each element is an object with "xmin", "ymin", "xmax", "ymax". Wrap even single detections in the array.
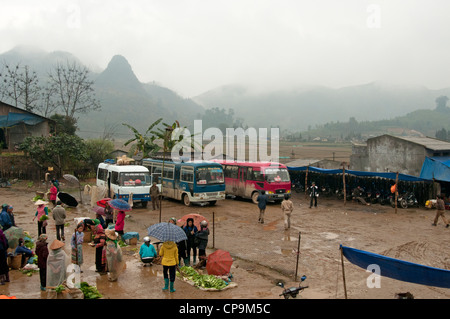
[
  {"xmin": 108, "ymin": 199, "xmax": 132, "ymax": 212},
  {"xmin": 147, "ymin": 222, "xmax": 187, "ymax": 243}
]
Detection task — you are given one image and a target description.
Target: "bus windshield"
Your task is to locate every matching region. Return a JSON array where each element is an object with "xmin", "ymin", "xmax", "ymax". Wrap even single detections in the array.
[
  {"xmin": 264, "ymin": 168, "xmax": 290, "ymax": 183},
  {"xmin": 119, "ymin": 172, "xmax": 151, "ymax": 186},
  {"xmin": 196, "ymin": 167, "xmax": 224, "ymax": 185}
]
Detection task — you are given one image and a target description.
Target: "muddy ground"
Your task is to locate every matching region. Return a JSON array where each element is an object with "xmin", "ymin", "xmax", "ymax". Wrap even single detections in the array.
[{"xmin": 1, "ymin": 182, "xmax": 450, "ymax": 300}]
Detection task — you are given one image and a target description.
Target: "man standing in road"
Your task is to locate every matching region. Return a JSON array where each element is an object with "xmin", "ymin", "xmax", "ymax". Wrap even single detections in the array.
[
  {"xmin": 432, "ymin": 194, "xmax": 449, "ymax": 228},
  {"xmin": 150, "ymin": 182, "xmax": 160, "ymax": 211},
  {"xmin": 52, "ymin": 201, "xmax": 67, "ymax": 241},
  {"xmin": 309, "ymin": 182, "xmax": 319, "ymax": 208},
  {"xmin": 257, "ymin": 190, "xmax": 268, "ymax": 224},
  {"xmin": 281, "ymin": 194, "xmax": 294, "ymax": 230}
]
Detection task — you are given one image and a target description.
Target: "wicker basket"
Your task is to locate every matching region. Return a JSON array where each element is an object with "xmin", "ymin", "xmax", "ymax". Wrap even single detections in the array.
[
  {"xmin": 83, "ymin": 231, "xmax": 92, "ymax": 243},
  {"xmin": 129, "ymin": 238, "xmax": 137, "ymax": 245},
  {"xmin": 8, "ymin": 255, "xmax": 22, "ymax": 269}
]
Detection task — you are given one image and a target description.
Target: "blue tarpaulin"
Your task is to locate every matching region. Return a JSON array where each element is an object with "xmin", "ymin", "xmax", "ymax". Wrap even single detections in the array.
[
  {"xmin": 0, "ymin": 112, "xmax": 44, "ymax": 128},
  {"xmin": 287, "ymin": 165, "xmax": 429, "ymax": 182},
  {"xmin": 341, "ymin": 245, "xmax": 450, "ymax": 289},
  {"xmin": 419, "ymin": 157, "xmax": 450, "ymax": 183}
]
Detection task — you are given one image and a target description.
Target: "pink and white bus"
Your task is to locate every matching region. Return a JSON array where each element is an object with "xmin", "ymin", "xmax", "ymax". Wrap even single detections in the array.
[{"xmin": 212, "ymin": 160, "xmax": 291, "ymax": 204}]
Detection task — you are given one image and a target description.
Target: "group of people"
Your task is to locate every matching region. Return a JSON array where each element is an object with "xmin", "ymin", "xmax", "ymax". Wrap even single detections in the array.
[
  {"xmin": 137, "ymin": 216, "xmax": 210, "ymax": 293},
  {"xmin": 256, "ymin": 190, "xmax": 294, "ymax": 230}
]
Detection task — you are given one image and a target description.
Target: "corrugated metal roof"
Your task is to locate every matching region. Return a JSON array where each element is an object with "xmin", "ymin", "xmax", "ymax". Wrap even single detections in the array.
[{"xmin": 370, "ymin": 134, "xmax": 450, "ymax": 151}]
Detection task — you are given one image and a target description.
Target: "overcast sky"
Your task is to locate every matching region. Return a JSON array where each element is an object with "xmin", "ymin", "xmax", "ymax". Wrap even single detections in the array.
[{"xmin": 1, "ymin": 0, "xmax": 449, "ymax": 97}]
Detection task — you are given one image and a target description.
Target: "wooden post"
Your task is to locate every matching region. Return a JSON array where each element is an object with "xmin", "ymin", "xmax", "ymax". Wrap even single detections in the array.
[
  {"xmin": 340, "ymin": 246, "xmax": 348, "ymax": 299},
  {"xmin": 212, "ymin": 211, "xmax": 215, "ymax": 249},
  {"xmin": 394, "ymin": 172, "xmax": 399, "ymax": 214},
  {"xmin": 342, "ymin": 164, "xmax": 347, "ymax": 206},
  {"xmin": 294, "ymin": 232, "xmax": 301, "ymax": 281},
  {"xmin": 305, "ymin": 166, "xmax": 309, "ymax": 199}
]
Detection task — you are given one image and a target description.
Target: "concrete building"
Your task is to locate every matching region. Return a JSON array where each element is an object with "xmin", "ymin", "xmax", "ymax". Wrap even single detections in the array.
[{"xmin": 350, "ymin": 134, "xmax": 450, "ymax": 176}]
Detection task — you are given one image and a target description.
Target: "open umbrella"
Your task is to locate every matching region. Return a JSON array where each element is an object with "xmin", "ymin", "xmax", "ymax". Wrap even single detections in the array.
[
  {"xmin": 147, "ymin": 222, "xmax": 187, "ymax": 243},
  {"xmin": 178, "ymin": 213, "xmax": 209, "ymax": 229},
  {"xmin": 96, "ymin": 198, "xmax": 112, "ymax": 208},
  {"xmin": 92, "ymin": 206, "xmax": 105, "ymax": 216},
  {"xmin": 108, "ymin": 198, "xmax": 132, "ymax": 212},
  {"xmin": 206, "ymin": 249, "xmax": 233, "ymax": 276},
  {"xmin": 3, "ymin": 226, "xmax": 24, "ymax": 250},
  {"xmin": 58, "ymin": 192, "xmax": 78, "ymax": 207},
  {"xmin": 63, "ymin": 174, "xmax": 83, "ymax": 204}
]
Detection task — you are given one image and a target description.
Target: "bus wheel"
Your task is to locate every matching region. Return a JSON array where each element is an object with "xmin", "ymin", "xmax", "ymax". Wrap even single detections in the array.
[
  {"xmin": 251, "ymin": 192, "xmax": 259, "ymax": 204},
  {"xmin": 183, "ymin": 194, "xmax": 191, "ymax": 206},
  {"xmin": 208, "ymin": 201, "xmax": 217, "ymax": 206}
]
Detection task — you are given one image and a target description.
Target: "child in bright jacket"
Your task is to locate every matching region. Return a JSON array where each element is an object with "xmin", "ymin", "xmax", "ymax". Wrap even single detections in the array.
[{"xmin": 159, "ymin": 241, "xmax": 178, "ymax": 292}]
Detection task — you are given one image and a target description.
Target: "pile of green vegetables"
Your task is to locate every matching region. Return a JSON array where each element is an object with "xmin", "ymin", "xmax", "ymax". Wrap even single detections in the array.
[
  {"xmin": 178, "ymin": 266, "xmax": 228, "ymax": 290},
  {"xmin": 80, "ymin": 282, "xmax": 102, "ymax": 299}
]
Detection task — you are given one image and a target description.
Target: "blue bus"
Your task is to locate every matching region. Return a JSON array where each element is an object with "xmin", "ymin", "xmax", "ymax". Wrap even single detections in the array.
[{"xmin": 142, "ymin": 159, "xmax": 226, "ymax": 206}]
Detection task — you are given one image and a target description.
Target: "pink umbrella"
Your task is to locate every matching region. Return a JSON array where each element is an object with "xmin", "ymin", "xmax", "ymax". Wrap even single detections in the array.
[{"xmin": 92, "ymin": 206, "xmax": 105, "ymax": 216}]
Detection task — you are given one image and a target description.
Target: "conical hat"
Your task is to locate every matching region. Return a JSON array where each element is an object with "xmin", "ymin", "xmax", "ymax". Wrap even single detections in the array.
[{"xmin": 49, "ymin": 239, "xmax": 65, "ymax": 250}]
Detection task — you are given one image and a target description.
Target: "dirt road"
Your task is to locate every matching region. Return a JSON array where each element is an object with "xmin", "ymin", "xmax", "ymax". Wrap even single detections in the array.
[{"xmin": 1, "ymin": 183, "xmax": 449, "ymax": 300}]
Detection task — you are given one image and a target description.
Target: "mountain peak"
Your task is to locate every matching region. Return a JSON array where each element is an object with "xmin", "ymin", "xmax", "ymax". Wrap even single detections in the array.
[{"xmin": 95, "ymin": 54, "xmax": 144, "ymax": 93}]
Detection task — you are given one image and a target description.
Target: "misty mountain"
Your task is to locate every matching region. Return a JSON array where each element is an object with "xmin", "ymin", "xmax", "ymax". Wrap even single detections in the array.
[
  {"xmin": 193, "ymin": 83, "xmax": 450, "ymax": 132},
  {"xmin": 0, "ymin": 47, "xmax": 205, "ymax": 140}
]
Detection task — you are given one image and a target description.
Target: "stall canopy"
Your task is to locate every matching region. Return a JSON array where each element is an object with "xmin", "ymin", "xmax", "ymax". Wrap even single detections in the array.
[
  {"xmin": 341, "ymin": 245, "xmax": 450, "ymax": 289},
  {"xmin": 419, "ymin": 156, "xmax": 450, "ymax": 183},
  {"xmin": 287, "ymin": 165, "xmax": 429, "ymax": 182},
  {"xmin": 0, "ymin": 112, "xmax": 45, "ymax": 128}
]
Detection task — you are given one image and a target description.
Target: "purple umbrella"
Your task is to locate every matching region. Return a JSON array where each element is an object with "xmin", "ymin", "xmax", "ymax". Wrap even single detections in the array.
[{"xmin": 92, "ymin": 206, "xmax": 105, "ymax": 216}]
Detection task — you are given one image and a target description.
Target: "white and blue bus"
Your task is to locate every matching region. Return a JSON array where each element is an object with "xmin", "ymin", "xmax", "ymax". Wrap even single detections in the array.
[
  {"xmin": 96, "ymin": 162, "xmax": 153, "ymax": 207},
  {"xmin": 142, "ymin": 159, "xmax": 226, "ymax": 206}
]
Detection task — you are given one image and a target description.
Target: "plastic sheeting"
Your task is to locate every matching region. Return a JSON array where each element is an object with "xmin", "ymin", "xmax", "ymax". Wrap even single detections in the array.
[
  {"xmin": 341, "ymin": 245, "xmax": 450, "ymax": 289},
  {"xmin": 287, "ymin": 165, "xmax": 429, "ymax": 182},
  {"xmin": 0, "ymin": 112, "xmax": 44, "ymax": 128},
  {"xmin": 419, "ymin": 156, "xmax": 450, "ymax": 182}
]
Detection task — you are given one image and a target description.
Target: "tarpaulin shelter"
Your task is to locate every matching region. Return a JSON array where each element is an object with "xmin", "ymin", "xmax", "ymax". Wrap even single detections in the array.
[
  {"xmin": 339, "ymin": 245, "xmax": 450, "ymax": 298},
  {"xmin": 287, "ymin": 166, "xmax": 429, "ymax": 182},
  {"xmin": 0, "ymin": 112, "xmax": 45, "ymax": 128},
  {"xmin": 419, "ymin": 156, "xmax": 450, "ymax": 183}
]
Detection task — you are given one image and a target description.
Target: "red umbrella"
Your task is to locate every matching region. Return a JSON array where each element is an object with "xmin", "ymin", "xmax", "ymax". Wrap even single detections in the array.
[
  {"xmin": 178, "ymin": 213, "xmax": 209, "ymax": 230},
  {"xmin": 96, "ymin": 198, "xmax": 112, "ymax": 208},
  {"xmin": 206, "ymin": 249, "xmax": 233, "ymax": 276}
]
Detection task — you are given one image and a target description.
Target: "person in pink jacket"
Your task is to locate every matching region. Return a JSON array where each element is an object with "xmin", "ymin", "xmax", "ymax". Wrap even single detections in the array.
[
  {"xmin": 114, "ymin": 210, "xmax": 125, "ymax": 238},
  {"xmin": 49, "ymin": 183, "xmax": 58, "ymax": 207}
]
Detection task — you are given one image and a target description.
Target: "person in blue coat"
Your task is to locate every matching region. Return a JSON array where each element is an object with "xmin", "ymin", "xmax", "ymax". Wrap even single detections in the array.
[
  {"xmin": 0, "ymin": 204, "xmax": 12, "ymax": 231},
  {"xmin": 257, "ymin": 191, "xmax": 268, "ymax": 224},
  {"xmin": 139, "ymin": 236, "xmax": 157, "ymax": 266}
]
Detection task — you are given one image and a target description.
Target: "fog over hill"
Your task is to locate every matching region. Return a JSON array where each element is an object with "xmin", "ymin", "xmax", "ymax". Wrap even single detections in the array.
[{"xmin": 1, "ymin": 46, "xmax": 450, "ymax": 140}]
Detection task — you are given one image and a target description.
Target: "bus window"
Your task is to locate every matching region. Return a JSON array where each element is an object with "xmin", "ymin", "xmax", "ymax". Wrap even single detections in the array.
[
  {"xmin": 119, "ymin": 172, "xmax": 151, "ymax": 186},
  {"xmin": 196, "ymin": 167, "xmax": 224, "ymax": 185},
  {"xmin": 97, "ymin": 168, "xmax": 108, "ymax": 181},
  {"xmin": 163, "ymin": 166, "xmax": 174, "ymax": 179},
  {"xmin": 181, "ymin": 168, "xmax": 194, "ymax": 183},
  {"xmin": 112, "ymin": 171, "xmax": 119, "ymax": 185},
  {"xmin": 264, "ymin": 168, "xmax": 290, "ymax": 183},
  {"xmin": 247, "ymin": 167, "xmax": 264, "ymax": 181}
]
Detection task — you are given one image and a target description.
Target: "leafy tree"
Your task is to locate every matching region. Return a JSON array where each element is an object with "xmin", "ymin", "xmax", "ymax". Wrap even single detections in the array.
[
  {"xmin": 436, "ymin": 128, "xmax": 448, "ymax": 141},
  {"xmin": 122, "ymin": 118, "xmax": 163, "ymax": 158},
  {"xmin": 19, "ymin": 133, "xmax": 88, "ymax": 176},
  {"xmin": 50, "ymin": 114, "xmax": 78, "ymax": 136},
  {"xmin": 85, "ymin": 139, "xmax": 115, "ymax": 168}
]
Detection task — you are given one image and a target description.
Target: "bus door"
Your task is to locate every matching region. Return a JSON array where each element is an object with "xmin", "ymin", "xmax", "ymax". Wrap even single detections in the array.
[{"xmin": 237, "ymin": 167, "xmax": 248, "ymax": 197}]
